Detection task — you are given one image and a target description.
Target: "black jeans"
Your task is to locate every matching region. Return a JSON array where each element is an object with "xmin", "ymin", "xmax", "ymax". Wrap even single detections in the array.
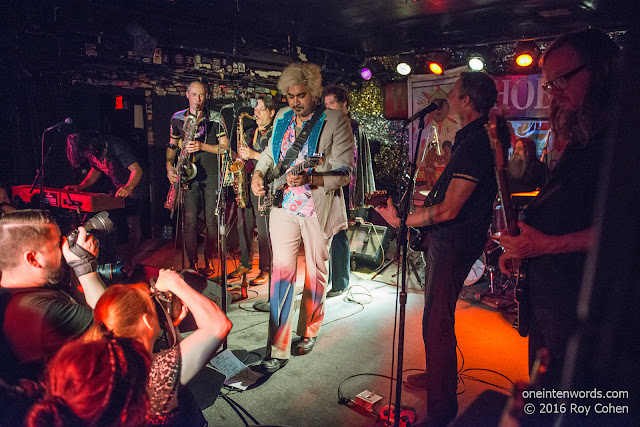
[
  {"xmin": 237, "ymin": 190, "xmax": 271, "ymax": 271},
  {"xmin": 422, "ymin": 228, "xmax": 485, "ymax": 425},
  {"xmin": 183, "ymin": 177, "xmax": 218, "ymax": 264}
]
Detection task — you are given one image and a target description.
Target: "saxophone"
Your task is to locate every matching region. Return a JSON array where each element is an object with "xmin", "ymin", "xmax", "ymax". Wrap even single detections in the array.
[
  {"xmin": 164, "ymin": 114, "xmax": 198, "ymax": 215},
  {"xmin": 228, "ymin": 112, "xmax": 254, "ymax": 208}
]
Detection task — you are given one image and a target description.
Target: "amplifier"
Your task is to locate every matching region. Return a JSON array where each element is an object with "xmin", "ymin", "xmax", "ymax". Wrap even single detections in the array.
[{"xmin": 346, "ymin": 223, "xmax": 390, "ymax": 268}]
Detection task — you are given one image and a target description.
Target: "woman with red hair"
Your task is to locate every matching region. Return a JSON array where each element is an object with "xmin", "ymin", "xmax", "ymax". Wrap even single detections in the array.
[{"xmin": 26, "ymin": 269, "xmax": 232, "ymax": 425}]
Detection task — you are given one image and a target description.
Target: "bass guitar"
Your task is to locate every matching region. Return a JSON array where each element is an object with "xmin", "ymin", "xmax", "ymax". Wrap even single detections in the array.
[
  {"xmin": 258, "ymin": 153, "xmax": 324, "ymax": 216},
  {"xmin": 486, "ymin": 113, "xmax": 529, "ymax": 337}
]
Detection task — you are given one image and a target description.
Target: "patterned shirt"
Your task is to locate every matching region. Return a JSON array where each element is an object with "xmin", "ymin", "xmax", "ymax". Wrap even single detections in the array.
[{"xmin": 280, "ymin": 114, "xmax": 316, "ymax": 218}]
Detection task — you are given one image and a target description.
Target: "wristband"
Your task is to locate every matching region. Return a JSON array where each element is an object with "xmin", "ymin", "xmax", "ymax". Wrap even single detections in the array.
[{"xmin": 67, "ymin": 233, "xmax": 98, "ymax": 277}]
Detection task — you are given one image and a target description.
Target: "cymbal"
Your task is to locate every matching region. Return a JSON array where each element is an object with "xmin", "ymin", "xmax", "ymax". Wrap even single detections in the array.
[
  {"xmin": 419, "ymin": 189, "xmax": 431, "ymax": 196},
  {"xmin": 511, "ymin": 190, "xmax": 539, "ymax": 197}
]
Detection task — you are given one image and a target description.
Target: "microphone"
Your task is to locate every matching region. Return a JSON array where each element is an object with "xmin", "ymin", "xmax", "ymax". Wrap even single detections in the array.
[
  {"xmin": 45, "ymin": 117, "xmax": 73, "ymax": 132},
  {"xmin": 405, "ymin": 99, "xmax": 445, "ymax": 123},
  {"xmin": 221, "ymin": 99, "xmax": 258, "ymax": 110},
  {"xmin": 67, "ymin": 211, "xmax": 114, "ymax": 247}
]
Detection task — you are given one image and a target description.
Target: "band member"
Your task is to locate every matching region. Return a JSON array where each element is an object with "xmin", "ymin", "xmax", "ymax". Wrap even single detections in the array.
[
  {"xmin": 0, "ymin": 210, "xmax": 106, "ymax": 383},
  {"xmin": 499, "ymin": 28, "xmax": 620, "ymax": 390},
  {"xmin": 251, "ymin": 63, "xmax": 353, "ymax": 373},
  {"xmin": 166, "ymin": 81, "xmax": 229, "ymax": 277},
  {"xmin": 323, "ymin": 84, "xmax": 376, "ymax": 297},
  {"xmin": 377, "ymin": 72, "xmax": 498, "ymax": 426},
  {"xmin": 508, "ymin": 137, "xmax": 548, "ymax": 194},
  {"xmin": 65, "ymin": 131, "xmax": 144, "ymax": 264},
  {"xmin": 228, "ymin": 97, "xmax": 276, "ymax": 285}
]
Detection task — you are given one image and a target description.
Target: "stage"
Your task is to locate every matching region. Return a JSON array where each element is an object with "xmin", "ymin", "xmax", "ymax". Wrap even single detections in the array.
[{"xmin": 133, "ymin": 237, "xmax": 529, "ymax": 426}]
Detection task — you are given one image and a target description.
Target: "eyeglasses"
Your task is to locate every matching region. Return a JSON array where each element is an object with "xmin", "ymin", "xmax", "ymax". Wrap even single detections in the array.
[{"xmin": 542, "ymin": 64, "xmax": 586, "ymax": 92}]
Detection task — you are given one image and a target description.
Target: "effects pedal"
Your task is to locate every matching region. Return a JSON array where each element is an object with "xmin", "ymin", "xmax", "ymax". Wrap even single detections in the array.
[{"xmin": 355, "ymin": 390, "xmax": 383, "ymax": 411}]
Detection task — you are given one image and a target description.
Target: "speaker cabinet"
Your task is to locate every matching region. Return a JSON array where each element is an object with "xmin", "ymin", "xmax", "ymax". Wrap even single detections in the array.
[{"xmin": 347, "ymin": 223, "xmax": 390, "ymax": 267}]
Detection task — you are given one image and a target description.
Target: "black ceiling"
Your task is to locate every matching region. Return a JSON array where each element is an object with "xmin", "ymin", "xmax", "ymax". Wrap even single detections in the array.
[{"xmin": 10, "ymin": 0, "xmax": 626, "ymax": 56}]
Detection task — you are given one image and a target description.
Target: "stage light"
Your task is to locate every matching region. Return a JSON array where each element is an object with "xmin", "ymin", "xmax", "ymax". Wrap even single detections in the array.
[
  {"xmin": 428, "ymin": 51, "xmax": 451, "ymax": 75},
  {"xmin": 468, "ymin": 56, "xmax": 485, "ymax": 71},
  {"xmin": 360, "ymin": 67, "xmax": 372, "ymax": 80},
  {"xmin": 514, "ymin": 40, "xmax": 540, "ymax": 68},
  {"xmin": 397, "ymin": 62, "xmax": 411, "ymax": 75},
  {"xmin": 396, "ymin": 54, "xmax": 414, "ymax": 75}
]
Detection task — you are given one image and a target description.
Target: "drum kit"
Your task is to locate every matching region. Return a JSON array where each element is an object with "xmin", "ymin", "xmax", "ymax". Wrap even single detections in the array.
[
  {"xmin": 416, "ymin": 188, "xmax": 539, "ymax": 306},
  {"xmin": 461, "ymin": 191, "xmax": 539, "ymax": 292}
]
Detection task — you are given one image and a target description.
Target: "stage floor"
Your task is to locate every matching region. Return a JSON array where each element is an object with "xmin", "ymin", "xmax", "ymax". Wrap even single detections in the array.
[{"xmin": 135, "ymin": 237, "xmax": 529, "ymax": 427}]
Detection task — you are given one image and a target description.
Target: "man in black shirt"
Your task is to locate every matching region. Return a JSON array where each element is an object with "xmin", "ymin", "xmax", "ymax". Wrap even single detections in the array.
[
  {"xmin": 377, "ymin": 72, "xmax": 498, "ymax": 426},
  {"xmin": 229, "ymin": 97, "xmax": 276, "ymax": 284},
  {"xmin": 65, "ymin": 131, "xmax": 144, "ymax": 264},
  {"xmin": 166, "ymin": 81, "xmax": 229, "ymax": 277},
  {"xmin": 0, "ymin": 210, "xmax": 106, "ymax": 383},
  {"xmin": 500, "ymin": 29, "xmax": 620, "ymax": 391}
]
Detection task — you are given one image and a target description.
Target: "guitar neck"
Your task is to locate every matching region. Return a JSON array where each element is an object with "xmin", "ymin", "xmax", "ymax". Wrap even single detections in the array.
[
  {"xmin": 270, "ymin": 160, "xmax": 315, "ymax": 190},
  {"xmin": 495, "ymin": 167, "xmax": 520, "ymax": 237},
  {"xmin": 488, "ymin": 115, "xmax": 520, "ymax": 237}
]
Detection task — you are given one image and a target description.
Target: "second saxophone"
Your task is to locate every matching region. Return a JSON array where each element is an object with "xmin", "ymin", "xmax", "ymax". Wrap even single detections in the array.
[{"xmin": 228, "ymin": 112, "xmax": 254, "ymax": 208}]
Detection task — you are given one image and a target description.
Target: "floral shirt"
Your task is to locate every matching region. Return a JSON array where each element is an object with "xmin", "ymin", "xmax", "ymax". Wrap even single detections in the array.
[{"xmin": 280, "ymin": 114, "xmax": 316, "ymax": 218}]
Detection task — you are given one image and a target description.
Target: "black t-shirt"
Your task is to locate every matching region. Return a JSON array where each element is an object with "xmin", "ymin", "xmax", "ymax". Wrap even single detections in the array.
[
  {"xmin": 170, "ymin": 108, "xmax": 227, "ymax": 181},
  {"xmin": 88, "ymin": 136, "xmax": 144, "ymax": 199},
  {"xmin": 0, "ymin": 285, "xmax": 93, "ymax": 382},
  {"xmin": 523, "ymin": 135, "xmax": 604, "ymax": 312},
  {"xmin": 431, "ymin": 116, "xmax": 497, "ymax": 240}
]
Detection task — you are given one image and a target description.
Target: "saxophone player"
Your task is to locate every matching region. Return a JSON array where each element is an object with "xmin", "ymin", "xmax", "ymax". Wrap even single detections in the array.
[
  {"xmin": 166, "ymin": 81, "xmax": 229, "ymax": 277},
  {"xmin": 228, "ymin": 97, "xmax": 276, "ymax": 285}
]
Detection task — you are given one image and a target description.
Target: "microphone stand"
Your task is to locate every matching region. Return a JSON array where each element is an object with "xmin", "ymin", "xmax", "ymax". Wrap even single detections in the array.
[
  {"xmin": 216, "ymin": 107, "xmax": 248, "ymax": 362},
  {"xmin": 391, "ymin": 115, "xmax": 428, "ymax": 427},
  {"xmin": 30, "ymin": 128, "xmax": 60, "ymax": 209}
]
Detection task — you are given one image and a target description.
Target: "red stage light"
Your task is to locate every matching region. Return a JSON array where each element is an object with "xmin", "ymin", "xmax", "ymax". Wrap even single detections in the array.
[{"xmin": 115, "ymin": 96, "xmax": 124, "ymax": 110}]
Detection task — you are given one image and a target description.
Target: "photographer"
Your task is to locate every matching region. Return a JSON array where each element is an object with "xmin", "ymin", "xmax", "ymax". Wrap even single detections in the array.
[
  {"xmin": 84, "ymin": 269, "xmax": 232, "ymax": 424},
  {"xmin": 0, "ymin": 210, "xmax": 106, "ymax": 383}
]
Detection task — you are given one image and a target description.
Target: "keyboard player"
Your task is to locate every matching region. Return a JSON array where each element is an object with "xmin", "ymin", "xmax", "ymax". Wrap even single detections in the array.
[{"xmin": 64, "ymin": 131, "xmax": 145, "ymax": 266}]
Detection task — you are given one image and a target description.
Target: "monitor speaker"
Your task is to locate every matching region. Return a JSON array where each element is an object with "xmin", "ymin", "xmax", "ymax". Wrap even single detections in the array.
[{"xmin": 346, "ymin": 223, "xmax": 390, "ymax": 268}]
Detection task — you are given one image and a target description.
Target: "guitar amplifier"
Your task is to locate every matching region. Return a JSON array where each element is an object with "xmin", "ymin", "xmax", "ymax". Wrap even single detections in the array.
[{"xmin": 346, "ymin": 223, "xmax": 390, "ymax": 268}]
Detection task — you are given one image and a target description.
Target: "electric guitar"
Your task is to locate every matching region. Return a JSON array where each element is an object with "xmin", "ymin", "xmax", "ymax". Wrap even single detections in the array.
[
  {"xmin": 258, "ymin": 153, "xmax": 324, "ymax": 216},
  {"xmin": 364, "ymin": 190, "xmax": 432, "ymax": 252},
  {"xmin": 486, "ymin": 113, "xmax": 530, "ymax": 337}
]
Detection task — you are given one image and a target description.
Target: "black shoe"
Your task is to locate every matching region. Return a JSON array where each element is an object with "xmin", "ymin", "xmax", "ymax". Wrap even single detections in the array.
[
  {"xmin": 261, "ymin": 358, "xmax": 288, "ymax": 373},
  {"xmin": 405, "ymin": 371, "xmax": 428, "ymax": 390},
  {"xmin": 297, "ymin": 337, "xmax": 317, "ymax": 355},
  {"xmin": 327, "ymin": 288, "xmax": 346, "ymax": 298}
]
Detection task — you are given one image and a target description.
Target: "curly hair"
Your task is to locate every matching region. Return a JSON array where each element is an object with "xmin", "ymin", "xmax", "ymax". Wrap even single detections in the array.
[
  {"xmin": 322, "ymin": 84, "xmax": 350, "ymax": 108},
  {"xmin": 277, "ymin": 63, "xmax": 323, "ymax": 100}
]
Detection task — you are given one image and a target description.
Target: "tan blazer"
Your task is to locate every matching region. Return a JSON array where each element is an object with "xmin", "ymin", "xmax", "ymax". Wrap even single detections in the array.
[{"xmin": 254, "ymin": 106, "xmax": 354, "ymax": 239}]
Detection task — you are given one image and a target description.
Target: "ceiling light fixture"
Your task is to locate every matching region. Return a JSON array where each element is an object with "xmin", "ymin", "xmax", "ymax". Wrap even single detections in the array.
[{"xmin": 514, "ymin": 40, "xmax": 540, "ymax": 68}]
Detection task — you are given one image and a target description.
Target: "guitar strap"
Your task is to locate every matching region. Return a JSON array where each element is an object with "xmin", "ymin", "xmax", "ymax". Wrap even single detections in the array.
[
  {"xmin": 422, "ymin": 142, "xmax": 463, "ymax": 207},
  {"xmin": 271, "ymin": 104, "xmax": 326, "ymax": 180}
]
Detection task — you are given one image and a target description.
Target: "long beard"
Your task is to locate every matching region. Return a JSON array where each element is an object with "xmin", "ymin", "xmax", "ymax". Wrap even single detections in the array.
[
  {"xmin": 508, "ymin": 155, "xmax": 527, "ymax": 179},
  {"xmin": 44, "ymin": 262, "xmax": 65, "ymax": 284}
]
